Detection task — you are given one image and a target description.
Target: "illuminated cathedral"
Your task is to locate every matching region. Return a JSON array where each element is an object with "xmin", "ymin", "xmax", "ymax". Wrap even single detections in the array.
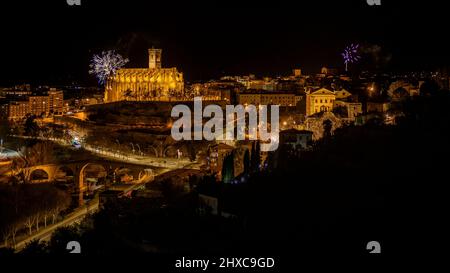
[{"xmin": 104, "ymin": 48, "xmax": 184, "ymax": 102}]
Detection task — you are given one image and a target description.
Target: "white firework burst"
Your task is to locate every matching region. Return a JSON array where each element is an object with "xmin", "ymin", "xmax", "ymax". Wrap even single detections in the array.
[{"xmin": 89, "ymin": 50, "xmax": 128, "ymax": 84}]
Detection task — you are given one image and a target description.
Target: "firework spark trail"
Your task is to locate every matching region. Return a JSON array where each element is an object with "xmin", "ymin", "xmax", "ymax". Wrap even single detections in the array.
[
  {"xmin": 89, "ymin": 50, "xmax": 128, "ymax": 84},
  {"xmin": 342, "ymin": 43, "xmax": 361, "ymax": 71}
]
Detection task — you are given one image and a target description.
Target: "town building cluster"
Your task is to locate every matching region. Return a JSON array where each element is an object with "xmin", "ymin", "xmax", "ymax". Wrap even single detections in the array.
[
  {"xmin": 0, "ymin": 86, "xmax": 64, "ymax": 120},
  {"xmin": 2, "ymin": 49, "xmax": 449, "ymax": 148}
]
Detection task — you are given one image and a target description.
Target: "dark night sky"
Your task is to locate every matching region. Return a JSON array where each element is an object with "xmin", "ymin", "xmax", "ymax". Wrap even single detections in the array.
[{"xmin": 1, "ymin": 0, "xmax": 449, "ymax": 85}]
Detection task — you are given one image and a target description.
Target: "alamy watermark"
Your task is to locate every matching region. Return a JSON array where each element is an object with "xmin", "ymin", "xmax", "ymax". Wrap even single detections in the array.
[
  {"xmin": 66, "ymin": 241, "xmax": 81, "ymax": 253},
  {"xmin": 171, "ymin": 97, "xmax": 280, "ymax": 152},
  {"xmin": 67, "ymin": 0, "xmax": 81, "ymax": 6},
  {"xmin": 366, "ymin": 0, "xmax": 381, "ymax": 6}
]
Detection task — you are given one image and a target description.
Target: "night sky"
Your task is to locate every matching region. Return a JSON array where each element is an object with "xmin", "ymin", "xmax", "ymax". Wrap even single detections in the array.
[{"xmin": 1, "ymin": 0, "xmax": 449, "ymax": 85}]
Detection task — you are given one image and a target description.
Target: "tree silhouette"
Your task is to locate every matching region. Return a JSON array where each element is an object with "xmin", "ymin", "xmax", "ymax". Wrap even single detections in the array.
[
  {"xmin": 250, "ymin": 141, "xmax": 261, "ymax": 173},
  {"xmin": 323, "ymin": 119, "xmax": 333, "ymax": 139},
  {"xmin": 0, "ymin": 183, "xmax": 70, "ymax": 247},
  {"xmin": 419, "ymin": 79, "xmax": 440, "ymax": 96},
  {"xmin": 24, "ymin": 115, "xmax": 39, "ymax": 137},
  {"xmin": 243, "ymin": 149, "xmax": 250, "ymax": 175},
  {"xmin": 221, "ymin": 153, "xmax": 234, "ymax": 183},
  {"xmin": 187, "ymin": 141, "xmax": 196, "ymax": 162}
]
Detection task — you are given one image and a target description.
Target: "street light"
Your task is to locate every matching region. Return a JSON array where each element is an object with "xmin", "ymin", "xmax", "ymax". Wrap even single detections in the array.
[
  {"xmin": 115, "ymin": 139, "xmax": 121, "ymax": 157},
  {"xmin": 130, "ymin": 143, "xmax": 135, "ymax": 154},
  {"xmin": 136, "ymin": 144, "xmax": 141, "ymax": 155}
]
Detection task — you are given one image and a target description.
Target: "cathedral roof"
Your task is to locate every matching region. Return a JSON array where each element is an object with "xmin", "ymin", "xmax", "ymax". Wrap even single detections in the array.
[{"xmin": 309, "ymin": 88, "xmax": 335, "ymax": 95}]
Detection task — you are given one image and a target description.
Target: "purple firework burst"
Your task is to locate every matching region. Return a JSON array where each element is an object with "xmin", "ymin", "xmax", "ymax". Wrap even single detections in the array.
[
  {"xmin": 89, "ymin": 50, "xmax": 128, "ymax": 85},
  {"xmin": 342, "ymin": 43, "xmax": 361, "ymax": 71}
]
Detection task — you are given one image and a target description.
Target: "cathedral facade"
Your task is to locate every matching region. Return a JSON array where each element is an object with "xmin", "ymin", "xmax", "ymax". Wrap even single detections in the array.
[{"xmin": 104, "ymin": 49, "xmax": 184, "ymax": 102}]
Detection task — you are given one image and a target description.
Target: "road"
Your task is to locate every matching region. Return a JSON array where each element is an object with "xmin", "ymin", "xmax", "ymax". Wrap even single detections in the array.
[
  {"xmin": 3, "ymin": 135, "xmax": 202, "ymax": 250},
  {"xmin": 83, "ymin": 143, "xmax": 199, "ymax": 169},
  {"xmin": 9, "ymin": 135, "xmax": 202, "ymax": 170},
  {"xmin": 8, "ymin": 174, "xmax": 155, "ymax": 251},
  {"xmin": 9, "ymin": 198, "xmax": 99, "ymax": 251}
]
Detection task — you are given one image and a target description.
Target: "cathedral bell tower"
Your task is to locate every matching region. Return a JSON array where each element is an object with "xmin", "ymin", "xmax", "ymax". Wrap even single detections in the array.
[{"xmin": 148, "ymin": 48, "xmax": 162, "ymax": 69}]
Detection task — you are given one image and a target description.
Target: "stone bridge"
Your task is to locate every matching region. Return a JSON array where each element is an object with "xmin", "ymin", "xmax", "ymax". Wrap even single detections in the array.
[{"xmin": 22, "ymin": 160, "xmax": 155, "ymax": 191}]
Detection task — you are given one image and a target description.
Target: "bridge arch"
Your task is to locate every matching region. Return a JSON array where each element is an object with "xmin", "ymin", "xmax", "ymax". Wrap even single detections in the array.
[
  {"xmin": 146, "ymin": 146, "xmax": 158, "ymax": 157},
  {"xmin": 114, "ymin": 167, "xmax": 136, "ymax": 183},
  {"xmin": 54, "ymin": 165, "xmax": 75, "ymax": 183},
  {"xmin": 138, "ymin": 169, "xmax": 154, "ymax": 181},
  {"xmin": 30, "ymin": 169, "xmax": 49, "ymax": 182},
  {"xmin": 78, "ymin": 163, "xmax": 107, "ymax": 191},
  {"xmin": 163, "ymin": 145, "xmax": 178, "ymax": 157},
  {"xmin": 24, "ymin": 161, "xmax": 154, "ymax": 192}
]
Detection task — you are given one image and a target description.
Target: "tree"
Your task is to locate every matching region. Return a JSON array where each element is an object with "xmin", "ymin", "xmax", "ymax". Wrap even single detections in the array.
[
  {"xmin": 250, "ymin": 141, "xmax": 261, "ymax": 173},
  {"xmin": 49, "ymin": 188, "xmax": 71, "ymax": 224},
  {"xmin": 419, "ymin": 79, "xmax": 440, "ymax": 96},
  {"xmin": 0, "ymin": 247, "xmax": 14, "ymax": 256},
  {"xmin": 0, "ymin": 183, "xmax": 71, "ymax": 247},
  {"xmin": 333, "ymin": 105, "xmax": 348, "ymax": 118},
  {"xmin": 243, "ymin": 149, "xmax": 250, "ymax": 175},
  {"xmin": 41, "ymin": 184, "xmax": 70, "ymax": 227},
  {"xmin": 0, "ymin": 120, "xmax": 10, "ymax": 142},
  {"xmin": 221, "ymin": 153, "xmax": 234, "ymax": 183},
  {"xmin": 47, "ymin": 226, "xmax": 80, "ymax": 254},
  {"xmin": 0, "ymin": 216, "xmax": 23, "ymax": 248},
  {"xmin": 187, "ymin": 141, "xmax": 196, "ymax": 162},
  {"xmin": 20, "ymin": 239, "xmax": 48, "ymax": 255},
  {"xmin": 151, "ymin": 136, "xmax": 176, "ymax": 158},
  {"xmin": 24, "ymin": 115, "xmax": 39, "ymax": 137},
  {"xmin": 323, "ymin": 119, "xmax": 333, "ymax": 139},
  {"xmin": 265, "ymin": 150, "xmax": 277, "ymax": 171},
  {"xmin": 24, "ymin": 210, "xmax": 37, "ymax": 235},
  {"xmin": 17, "ymin": 141, "xmax": 56, "ymax": 167}
]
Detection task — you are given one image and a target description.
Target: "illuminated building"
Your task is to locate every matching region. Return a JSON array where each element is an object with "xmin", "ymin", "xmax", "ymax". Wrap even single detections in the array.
[
  {"xmin": 367, "ymin": 101, "xmax": 391, "ymax": 113},
  {"xmin": 333, "ymin": 88, "xmax": 362, "ymax": 120},
  {"xmin": 29, "ymin": 89, "xmax": 64, "ymax": 116},
  {"xmin": 334, "ymin": 101, "xmax": 363, "ymax": 120},
  {"xmin": 221, "ymin": 75, "xmax": 277, "ymax": 91},
  {"xmin": 104, "ymin": 48, "xmax": 184, "ymax": 102},
  {"xmin": 1, "ymin": 89, "xmax": 64, "ymax": 120},
  {"xmin": 3, "ymin": 101, "xmax": 29, "ymax": 120},
  {"xmin": 293, "ymin": 68, "xmax": 302, "ymax": 77},
  {"xmin": 0, "ymin": 84, "xmax": 32, "ymax": 97},
  {"xmin": 189, "ymin": 81, "xmax": 242, "ymax": 102},
  {"xmin": 29, "ymin": 95, "xmax": 48, "ymax": 116},
  {"xmin": 334, "ymin": 89, "xmax": 352, "ymax": 100},
  {"xmin": 305, "ymin": 88, "xmax": 336, "ymax": 116},
  {"xmin": 320, "ymin": 66, "xmax": 338, "ymax": 76},
  {"xmin": 1, "ymin": 89, "xmax": 32, "ymax": 97},
  {"xmin": 238, "ymin": 91, "xmax": 301, "ymax": 107},
  {"xmin": 48, "ymin": 89, "xmax": 64, "ymax": 114}
]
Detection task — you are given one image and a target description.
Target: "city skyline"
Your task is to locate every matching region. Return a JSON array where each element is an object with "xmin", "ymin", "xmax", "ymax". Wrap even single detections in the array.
[
  {"xmin": 0, "ymin": 0, "xmax": 448, "ymax": 265},
  {"xmin": 1, "ymin": 0, "xmax": 449, "ymax": 85}
]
